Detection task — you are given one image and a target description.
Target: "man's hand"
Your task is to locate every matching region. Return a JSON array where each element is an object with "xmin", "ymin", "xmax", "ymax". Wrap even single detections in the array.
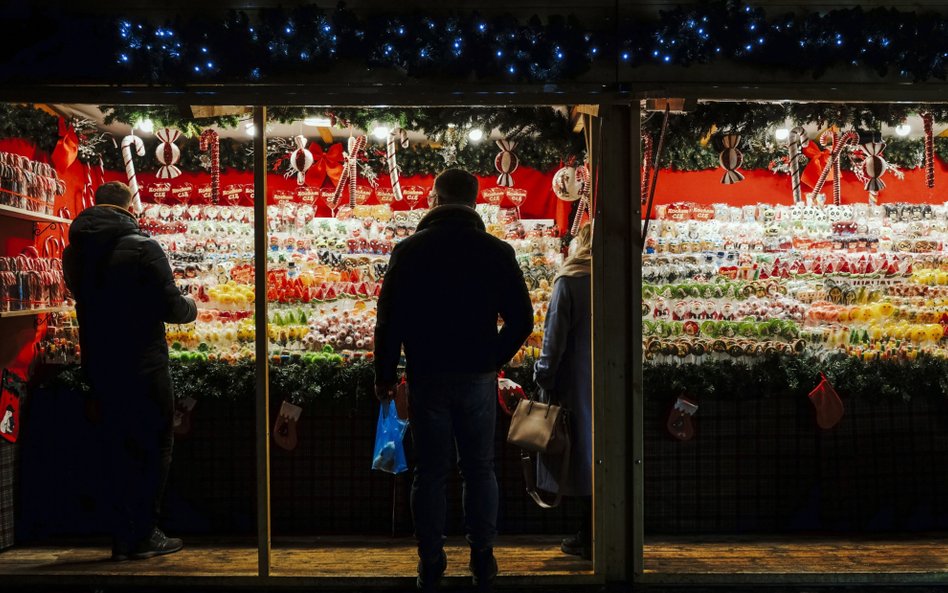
[{"xmin": 375, "ymin": 382, "xmax": 396, "ymax": 403}]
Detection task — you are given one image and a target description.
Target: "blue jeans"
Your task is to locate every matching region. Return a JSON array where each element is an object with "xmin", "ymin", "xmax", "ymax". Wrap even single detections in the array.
[{"xmin": 408, "ymin": 372, "xmax": 498, "ymax": 562}]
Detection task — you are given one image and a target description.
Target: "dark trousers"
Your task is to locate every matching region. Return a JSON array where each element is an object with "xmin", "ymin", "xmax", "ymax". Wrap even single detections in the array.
[
  {"xmin": 92, "ymin": 367, "xmax": 174, "ymax": 544},
  {"xmin": 408, "ymin": 372, "xmax": 498, "ymax": 562}
]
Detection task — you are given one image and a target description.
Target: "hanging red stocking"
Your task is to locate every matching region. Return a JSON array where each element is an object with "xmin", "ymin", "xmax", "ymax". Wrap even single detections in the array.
[
  {"xmin": 808, "ymin": 373, "xmax": 844, "ymax": 430},
  {"xmin": 0, "ymin": 369, "xmax": 26, "ymax": 443},
  {"xmin": 173, "ymin": 397, "xmax": 197, "ymax": 437},
  {"xmin": 273, "ymin": 400, "xmax": 302, "ymax": 451},
  {"xmin": 666, "ymin": 396, "xmax": 698, "ymax": 441}
]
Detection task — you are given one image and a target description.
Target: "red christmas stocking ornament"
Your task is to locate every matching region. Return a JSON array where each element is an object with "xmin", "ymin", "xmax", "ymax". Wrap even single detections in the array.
[
  {"xmin": 273, "ymin": 401, "xmax": 302, "ymax": 451},
  {"xmin": 173, "ymin": 397, "xmax": 197, "ymax": 437},
  {"xmin": 809, "ymin": 373, "xmax": 844, "ymax": 430},
  {"xmin": 667, "ymin": 396, "xmax": 698, "ymax": 441}
]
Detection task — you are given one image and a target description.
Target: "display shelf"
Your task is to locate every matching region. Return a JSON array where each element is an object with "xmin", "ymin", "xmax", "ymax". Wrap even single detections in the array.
[
  {"xmin": 0, "ymin": 203, "xmax": 71, "ymax": 226},
  {"xmin": 0, "ymin": 306, "xmax": 70, "ymax": 319}
]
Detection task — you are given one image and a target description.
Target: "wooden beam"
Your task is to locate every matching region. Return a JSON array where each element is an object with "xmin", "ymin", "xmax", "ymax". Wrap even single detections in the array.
[
  {"xmin": 591, "ymin": 103, "xmax": 632, "ymax": 585},
  {"xmin": 570, "ymin": 105, "xmax": 599, "ymax": 133},
  {"xmin": 191, "ymin": 105, "xmax": 251, "ymax": 118},
  {"xmin": 253, "ymin": 106, "xmax": 272, "ymax": 577},
  {"xmin": 629, "ymin": 100, "xmax": 644, "ymax": 579}
]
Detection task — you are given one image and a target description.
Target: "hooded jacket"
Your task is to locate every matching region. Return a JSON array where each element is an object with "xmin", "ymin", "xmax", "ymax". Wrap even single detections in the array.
[
  {"xmin": 63, "ymin": 205, "xmax": 197, "ymax": 380},
  {"xmin": 374, "ymin": 204, "xmax": 533, "ymax": 383}
]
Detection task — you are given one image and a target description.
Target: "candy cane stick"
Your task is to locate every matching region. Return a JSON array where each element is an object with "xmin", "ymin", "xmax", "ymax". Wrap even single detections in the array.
[
  {"xmin": 811, "ymin": 131, "xmax": 858, "ymax": 200},
  {"xmin": 386, "ymin": 127, "xmax": 408, "ymax": 201},
  {"xmin": 571, "ymin": 164, "xmax": 591, "ymax": 235},
  {"xmin": 200, "ymin": 129, "xmax": 221, "ymax": 204},
  {"xmin": 121, "ymin": 135, "xmax": 146, "ymax": 214},
  {"xmin": 787, "ymin": 126, "xmax": 806, "ymax": 204},
  {"xmin": 923, "ymin": 113, "xmax": 935, "ymax": 189}
]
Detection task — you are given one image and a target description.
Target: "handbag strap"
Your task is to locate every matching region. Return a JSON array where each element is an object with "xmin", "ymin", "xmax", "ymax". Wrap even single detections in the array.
[{"xmin": 520, "ymin": 429, "xmax": 571, "ymax": 510}]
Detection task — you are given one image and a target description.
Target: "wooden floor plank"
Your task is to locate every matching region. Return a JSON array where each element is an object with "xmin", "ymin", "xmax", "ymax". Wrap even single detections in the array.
[{"xmin": 0, "ymin": 536, "xmax": 592, "ymax": 578}]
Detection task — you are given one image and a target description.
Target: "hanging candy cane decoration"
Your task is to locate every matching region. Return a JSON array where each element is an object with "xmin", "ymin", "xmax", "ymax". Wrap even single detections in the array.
[
  {"xmin": 812, "ymin": 131, "xmax": 859, "ymax": 204},
  {"xmin": 286, "ymin": 135, "xmax": 314, "ymax": 185},
  {"xmin": 862, "ymin": 141, "xmax": 888, "ymax": 205},
  {"xmin": 571, "ymin": 163, "xmax": 591, "ymax": 236},
  {"xmin": 120, "ymin": 134, "xmax": 145, "ymax": 214},
  {"xmin": 386, "ymin": 127, "xmax": 409, "ymax": 201},
  {"xmin": 200, "ymin": 129, "xmax": 221, "ymax": 204},
  {"xmin": 923, "ymin": 113, "xmax": 935, "ymax": 189},
  {"xmin": 80, "ymin": 164, "xmax": 95, "ymax": 210},
  {"xmin": 495, "ymin": 139, "xmax": 519, "ymax": 187},
  {"xmin": 155, "ymin": 128, "xmax": 182, "ymax": 179},
  {"xmin": 641, "ymin": 133, "xmax": 653, "ymax": 205},
  {"xmin": 330, "ymin": 135, "xmax": 367, "ymax": 209},
  {"xmin": 718, "ymin": 133, "xmax": 745, "ymax": 184},
  {"xmin": 786, "ymin": 126, "xmax": 806, "ymax": 204}
]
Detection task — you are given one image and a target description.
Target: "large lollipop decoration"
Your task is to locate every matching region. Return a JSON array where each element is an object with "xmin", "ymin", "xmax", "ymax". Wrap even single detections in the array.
[
  {"xmin": 155, "ymin": 128, "xmax": 182, "ymax": 179},
  {"xmin": 495, "ymin": 139, "xmax": 519, "ymax": 187},
  {"xmin": 200, "ymin": 129, "xmax": 221, "ymax": 204},
  {"xmin": 287, "ymin": 135, "xmax": 314, "ymax": 185},
  {"xmin": 120, "ymin": 134, "xmax": 145, "ymax": 214},
  {"xmin": 386, "ymin": 127, "xmax": 409, "ymax": 201},
  {"xmin": 718, "ymin": 133, "xmax": 745, "ymax": 184}
]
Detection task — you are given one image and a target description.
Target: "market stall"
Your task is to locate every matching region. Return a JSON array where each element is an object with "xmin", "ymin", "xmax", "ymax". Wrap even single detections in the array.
[
  {"xmin": 639, "ymin": 100, "xmax": 948, "ymax": 576},
  {"xmin": 0, "ymin": 102, "xmax": 601, "ymax": 580}
]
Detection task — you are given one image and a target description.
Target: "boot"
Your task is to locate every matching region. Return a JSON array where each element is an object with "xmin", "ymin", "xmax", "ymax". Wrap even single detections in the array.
[
  {"xmin": 469, "ymin": 547, "xmax": 498, "ymax": 593},
  {"xmin": 416, "ymin": 549, "xmax": 447, "ymax": 592},
  {"xmin": 561, "ymin": 531, "xmax": 592, "ymax": 560},
  {"xmin": 130, "ymin": 527, "xmax": 184, "ymax": 560}
]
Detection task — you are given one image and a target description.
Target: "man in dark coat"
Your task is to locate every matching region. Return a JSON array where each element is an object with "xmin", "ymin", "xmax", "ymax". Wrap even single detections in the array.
[
  {"xmin": 63, "ymin": 181, "xmax": 196, "ymax": 560},
  {"xmin": 374, "ymin": 169, "xmax": 533, "ymax": 592}
]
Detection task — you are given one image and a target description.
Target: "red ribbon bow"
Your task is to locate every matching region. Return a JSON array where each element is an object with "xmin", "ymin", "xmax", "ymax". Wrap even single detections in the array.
[{"xmin": 310, "ymin": 143, "xmax": 345, "ymax": 188}]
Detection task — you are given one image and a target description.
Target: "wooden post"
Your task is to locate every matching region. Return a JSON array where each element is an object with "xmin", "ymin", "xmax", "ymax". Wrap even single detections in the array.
[
  {"xmin": 630, "ymin": 100, "xmax": 645, "ymax": 578},
  {"xmin": 253, "ymin": 105, "xmax": 271, "ymax": 576},
  {"xmin": 591, "ymin": 103, "xmax": 633, "ymax": 583}
]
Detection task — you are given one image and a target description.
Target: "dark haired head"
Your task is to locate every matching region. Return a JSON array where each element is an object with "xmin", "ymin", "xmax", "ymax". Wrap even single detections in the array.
[
  {"xmin": 95, "ymin": 181, "xmax": 133, "ymax": 209},
  {"xmin": 432, "ymin": 169, "xmax": 479, "ymax": 207}
]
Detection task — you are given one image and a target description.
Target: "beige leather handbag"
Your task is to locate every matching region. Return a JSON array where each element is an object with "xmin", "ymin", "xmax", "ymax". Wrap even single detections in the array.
[{"xmin": 506, "ymin": 398, "xmax": 571, "ymax": 508}]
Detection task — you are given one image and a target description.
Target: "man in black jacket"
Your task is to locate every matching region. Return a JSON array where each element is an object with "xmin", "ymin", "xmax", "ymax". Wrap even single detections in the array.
[
  {"xmin": 63, "ymin": 181, "xmax": 196, "ymax": 560},
  {"xmin": 374, "ymin": 169, "xmax": 533, "ymax": 592}
]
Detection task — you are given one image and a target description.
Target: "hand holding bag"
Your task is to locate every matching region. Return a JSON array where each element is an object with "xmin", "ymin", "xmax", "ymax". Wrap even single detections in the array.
[{"xmin": 506, "ymin": 395, "xmax": 571, "ymax": 508}]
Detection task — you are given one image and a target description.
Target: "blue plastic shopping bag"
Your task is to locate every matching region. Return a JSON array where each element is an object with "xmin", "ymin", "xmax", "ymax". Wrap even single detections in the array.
[{"xmin": 371, "ymin": 400, "xmax": 409, "ymax": 474}]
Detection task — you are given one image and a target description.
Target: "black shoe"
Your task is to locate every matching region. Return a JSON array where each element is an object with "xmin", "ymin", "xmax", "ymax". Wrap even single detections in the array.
[
  {"xmin": 130, "ymin": 528, "xmax": 184, "ymax": 560},
  {"xmin": 469, "ymin": 548, "xmax": 498, "ymax": 593},
  {"xmin": 561, "ymin": 532, "xmax": 591, "ymax": 560},
  {"xmin": 416, "ymin": 549, "xmax": 447, "ymax": 592}
]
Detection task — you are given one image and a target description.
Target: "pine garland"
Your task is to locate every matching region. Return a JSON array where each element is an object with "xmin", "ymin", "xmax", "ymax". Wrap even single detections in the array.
[{"xmin": 39, "ymin": 353, "xmax": 948, "ymax": 405}]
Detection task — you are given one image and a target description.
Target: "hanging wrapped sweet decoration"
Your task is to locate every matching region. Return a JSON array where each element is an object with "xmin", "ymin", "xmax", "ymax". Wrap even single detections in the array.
[
  {"xmin": 120, "ymin": 135, "xmax": 145, "ymax": 214},
  {"xmin": 923, "ymin": 113, "xmax": 935, "ymax": 189},
  {"xmin": 199, "ymin": 129, "xmax": 221, "ymax": 204},
  {"xmin": 571, "ymin": 162, "xmax": 592, "ymax": 235},
  {"xmin": 494, "ymin": 139, "xmax": 519, "ymax": 187},
  {"xmin": 641, "ymin": 133, "xmax": 654, "ymax": 204},
  {"xmin": 812, "ymin": 131, "xmax": 859, "ymax": 205},
  {"xmin": 332, "ymin": 135, "xmax": 368, "ymax": 209},
  {"xmin": 861, "ymin": 141, "xmax": 888, "ymax": 205},
  {"xmin": 717, "ymin": 133, "xmax": 745, "ymax": 184},
  {"xmin": 286, "ymin": 135, "xmax": 314, "ymax": 186},
  {"xmin": 386, "ymin": 127, "xmax": 409, "ymax": 201},
  {"xmin": 786, "ymin": 127, "xmax": 806, "ymax": 204},
  {"xmin": 154, "ymin": 128, "xmax": 182, "ymax": 179}
]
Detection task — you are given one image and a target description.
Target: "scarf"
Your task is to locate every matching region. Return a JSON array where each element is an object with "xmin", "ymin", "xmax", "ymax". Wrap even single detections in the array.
[{"xmin": 555, "ymin": 243, "xmax": 591, "ymax": 281}]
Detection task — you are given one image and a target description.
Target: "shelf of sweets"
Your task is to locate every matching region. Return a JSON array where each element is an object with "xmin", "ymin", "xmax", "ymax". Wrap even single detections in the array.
[
  {"xmin": 0, "ymin": 203, "xmax": 71, "ymax": 225},
  {"xmin": 149, "ymin": 201, "xmax": 561, "ymax": 364},
  {"xmin": 642, "ymin": 202, "xmax": 948, "ymax": 362}
]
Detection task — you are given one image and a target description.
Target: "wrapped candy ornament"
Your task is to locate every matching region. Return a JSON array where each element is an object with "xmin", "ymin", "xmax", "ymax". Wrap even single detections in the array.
[
  {"xmin": 287, "ymin": 135, "xmax": 314, "ymax": 185},
  {"xmin": 861, "ymin": 141, "xmax": 888, "ymax": 204},
  {"xmin": 155, "ymin": 128, "xmax": 182, "ymax": 179},
  {"xmin": 718, "ymin": 133, "xmax": 745, "ymax": 184},
  {"xmin": 495, "ymin": 139, "xmax": 519, "ymax": 187}
]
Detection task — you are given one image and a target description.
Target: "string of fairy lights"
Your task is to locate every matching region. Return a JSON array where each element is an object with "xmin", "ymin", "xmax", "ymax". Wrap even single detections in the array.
[{"xmin": 101, "ymin": 2, "xmax": 948, "ymax": 84}]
